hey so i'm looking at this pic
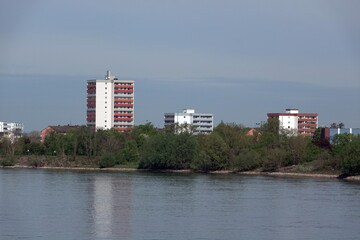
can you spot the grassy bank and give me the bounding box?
[2,155,360,181]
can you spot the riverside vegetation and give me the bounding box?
[1,121,359,177]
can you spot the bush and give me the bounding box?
[29,156,46,167]
[99,153,116,168]
[139,133,197,170]
[340,136,360,175]
[234,149,261,171]
[0,157,16,166]
[262,148,287,171]
[191,134,230,171]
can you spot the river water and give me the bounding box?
[1,169,360,240]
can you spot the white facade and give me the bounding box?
[164,109,213,134]
[278,115,298,132]
[267,109,318,136]
[0,121,24,140]
[87,71,134,131]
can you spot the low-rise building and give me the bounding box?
[41,125,82,142]
[321,127,360,143]
[164,109,213,134]
[0,121,24,141]
[267,109,318,136]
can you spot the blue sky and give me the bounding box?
[0,0,359,131]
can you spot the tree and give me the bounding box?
[286,136,310,165]
[192,133,230,171]
[139,132,197,169]
[340,136,360,175]
[233,149,261,171]
[259,120,280,149]
[99,153,116,168]
[77,126,96,158]
[330,122,345,129]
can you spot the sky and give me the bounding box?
[0,0,359,131]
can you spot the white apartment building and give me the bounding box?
[267,109,318,136]
[87,71,134,131]
[0,121,24,140]
[164,109,213,134]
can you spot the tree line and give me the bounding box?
[0,121,359,176]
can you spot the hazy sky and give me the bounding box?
[0,0,359,131]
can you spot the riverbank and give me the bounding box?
[2,164,360,181]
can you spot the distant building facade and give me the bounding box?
[0,121,24,140]
[164,109,213,134]
[321,127,360,143]
[41,125,82,142]
[87,71,134,131]
[267,109,318,136]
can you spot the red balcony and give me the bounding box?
[113,127,132,131]
[298,123,317,127]
[87,99,96,102]
[114,118,133,121]
[87,112,96,116]
[114,104,133,107]
[87,89,96,93]
[114,89,133,93]
[298,128,316,132]
[114,99,133,102]
[114,113,133,116]
[86,117,96,121]
[87,103,96,107]
[114,84,133,88]
[87,84,96,88]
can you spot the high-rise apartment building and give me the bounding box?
[87,71,134,131]
[267,109,318,136]
[164,109,213,134]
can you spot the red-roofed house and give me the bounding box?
[41,125,82,142]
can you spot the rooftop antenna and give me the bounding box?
[105,70,114,80]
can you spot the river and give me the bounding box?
[1,168,360,240]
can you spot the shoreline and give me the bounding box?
[2,164,360,181]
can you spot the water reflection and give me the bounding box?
[1,169,360,240]
[91,174,133,239]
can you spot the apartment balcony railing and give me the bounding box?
[114,103,133,107]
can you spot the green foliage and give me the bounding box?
[0,156,16,166]
[117,140,139,164]
[262,148,288,171]
[233,149,261,171]
[285,136,310,165]
[139,132,197,169]
[261,120,280,135]
[5,121,359,176]
[340,136,360,175]
[332,133,352,155]
[99,153,117,168]
[213,122,251,159]
[26,142,45,155]
[192,134,230,171]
